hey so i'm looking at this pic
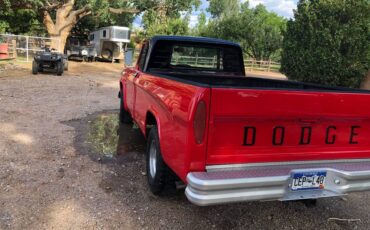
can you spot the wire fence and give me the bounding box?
[0,34,60,62]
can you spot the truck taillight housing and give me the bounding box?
[193,100,207,144]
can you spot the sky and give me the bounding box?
[133,0,298,29]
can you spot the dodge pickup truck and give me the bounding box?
[119,36,370,206]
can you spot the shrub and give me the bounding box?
[281,0,370,88]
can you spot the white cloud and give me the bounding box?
[246,0,297,18]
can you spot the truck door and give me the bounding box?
[125,69,137,117]
[125,43,148,119]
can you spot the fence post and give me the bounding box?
[12,39,17,59]
[26,36,29,62]
[267,59,271,72]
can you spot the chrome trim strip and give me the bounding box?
[206,159,370,172]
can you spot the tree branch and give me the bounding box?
[108,7,141,14]
[62,0,76,18]
[72,6,90,16]
[41,2,63,11]
[66,0,76,5]
[62,6,91,31]
[42,10,55,34]
[78,11,92,19]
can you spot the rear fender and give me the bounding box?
[144,109,162,140]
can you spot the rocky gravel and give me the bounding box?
[0,62,370,230]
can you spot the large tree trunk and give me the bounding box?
[49,29,73,53]
[42,0,90,53]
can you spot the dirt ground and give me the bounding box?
[1,61,370,230]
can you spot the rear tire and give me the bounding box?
[101,48,113,60]
[32,61,38,75]
[146,126,171,195]
[119,91,132,124]
[64,60,69,71]
[56,61,63,76]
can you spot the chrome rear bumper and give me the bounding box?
[185,160,370,206]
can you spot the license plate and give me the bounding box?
[291,171,326,191]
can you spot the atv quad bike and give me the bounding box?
[32,48,68,76]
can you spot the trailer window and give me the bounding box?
[102,30,107,38]
[113,29,130,40]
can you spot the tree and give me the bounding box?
[0,0,143,52]
[200,2,286,61]
[0,9,46,35]
[193,11,207,36]
[281,0,370,88]
[207,0,239,19]
[140,0,200,38]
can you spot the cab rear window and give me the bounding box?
[147,41,243,74]
[170,45,223,70]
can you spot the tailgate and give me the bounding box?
[207,88,370,165]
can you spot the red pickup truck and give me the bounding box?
[119,36,370,206]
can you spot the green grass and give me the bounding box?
[87,113,119,157]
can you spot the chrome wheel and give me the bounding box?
[149,139,157,178]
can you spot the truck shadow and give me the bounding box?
[72,111,364,230]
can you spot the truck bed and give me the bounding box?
[148,70,370,166]
[150,71,368,93]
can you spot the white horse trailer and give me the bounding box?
[89,26,130,62]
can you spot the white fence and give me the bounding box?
[171,55,217,68]
[0,34,60,62]
[244,59,281,73]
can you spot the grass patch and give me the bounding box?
[87,113,119,158]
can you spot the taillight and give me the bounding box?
[193,100,207,144]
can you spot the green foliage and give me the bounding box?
[143,15,191,37]
[139,0,200,38]
[0,21,9,34]
[281,0,370,88]
[78,0,135,29]
[0,9,46,36]
[193,11,208,36]
[207,0,239,18]
[199,2,286,61]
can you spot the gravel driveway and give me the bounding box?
[0,62,369,230]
